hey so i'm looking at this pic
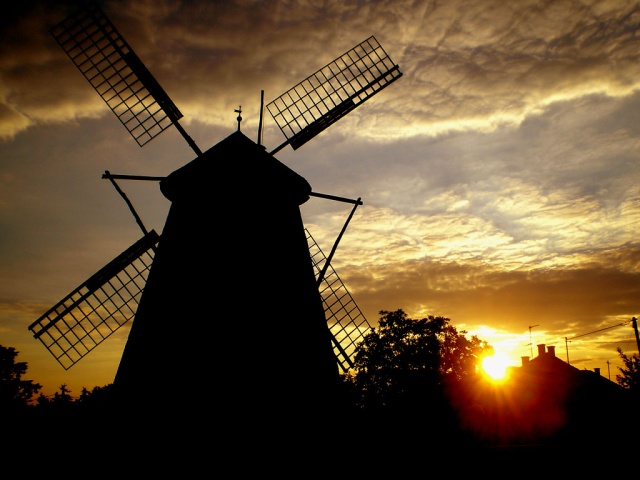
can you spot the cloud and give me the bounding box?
[4,1,639,143]
[338,249,640,332]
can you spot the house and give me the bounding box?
[453,343,640,451]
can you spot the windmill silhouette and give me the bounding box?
[27,2,402,417]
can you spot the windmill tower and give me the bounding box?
[28,3,402,421]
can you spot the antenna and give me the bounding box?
[50,2,202,156]
[267,35,402,155]
[528,324,539,357]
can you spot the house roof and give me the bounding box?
[454,343,638,448]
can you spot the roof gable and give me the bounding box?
[160,130,311,205]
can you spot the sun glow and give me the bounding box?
[481,353,510,381]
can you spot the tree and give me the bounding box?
[615,347,640,391]
[75,384,117,414]
[0,344,42,411]
[345,309,492,411]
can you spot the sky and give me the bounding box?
[2,0,640,397]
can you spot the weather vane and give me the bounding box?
[235,106,242,131]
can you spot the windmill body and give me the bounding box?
[29,3,402,422]
[113,131,341,417]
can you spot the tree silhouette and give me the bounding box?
[345,309,491,410]
[341,309,492,452]
[0,344,41,411]
[615,347,640,391]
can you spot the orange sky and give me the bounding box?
[1,0,640,397]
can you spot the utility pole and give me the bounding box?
[528,324,539,358]
[565,337,570,364]
[565,317,637,369]
[632,317,640,356]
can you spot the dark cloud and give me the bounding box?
[343,247,640,334]
[4,1,640,141]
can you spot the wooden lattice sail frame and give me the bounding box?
[307,228,372,372]
[28,231,159,370]
[267,35,402,154]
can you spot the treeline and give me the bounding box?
[2,310,489,411]
[3,309,640,456]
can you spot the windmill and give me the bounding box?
[27,2,402,417]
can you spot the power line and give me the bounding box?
[568,320,631,340]
[564,318,636,366]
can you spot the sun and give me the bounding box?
[481,353,510,381]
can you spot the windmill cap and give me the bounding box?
[160,130,312,205]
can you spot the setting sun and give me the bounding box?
[481,353,510,381]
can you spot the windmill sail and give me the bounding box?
[51,3,201,155]
[27,230,159,370]
[307,228,372,372]
[267,36,403,154]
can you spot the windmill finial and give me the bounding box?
[235,106,242,131]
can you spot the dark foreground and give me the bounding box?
[6,406,636,476]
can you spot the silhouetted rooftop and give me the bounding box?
[160,130,311,205]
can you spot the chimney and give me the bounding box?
[537,344,546,357]
[547,345,555,357]
[521,356,530,366]
[594,368,601,375]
